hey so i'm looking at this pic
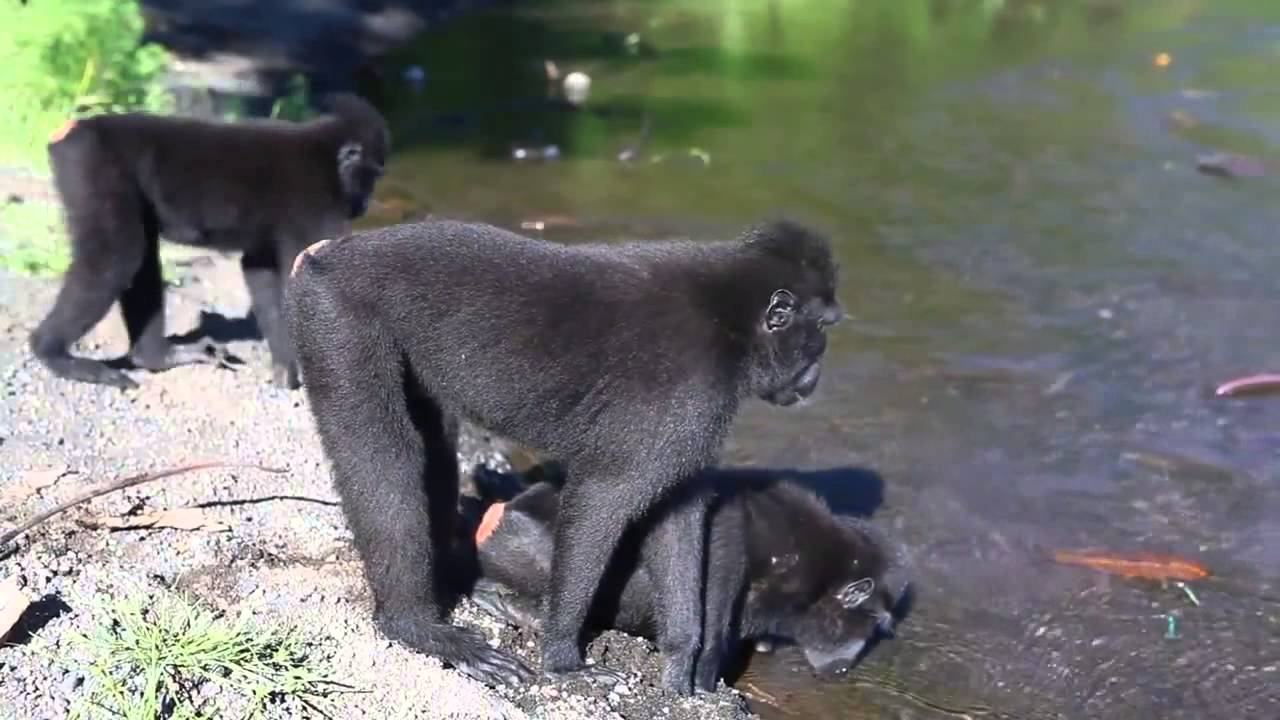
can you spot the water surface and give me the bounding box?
[366,1,1280,716]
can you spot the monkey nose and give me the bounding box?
[876,610,896,637]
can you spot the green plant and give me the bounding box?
[44,587,349,719]
[0,200,70,276]
[270,74,315,122]
[0,0,173,172]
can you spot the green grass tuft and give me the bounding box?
[43,587,352,720]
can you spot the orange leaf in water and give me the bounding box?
[1214,373,1280,397]
[1051,549,1209,581]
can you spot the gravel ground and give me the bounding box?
[0,194,753,719]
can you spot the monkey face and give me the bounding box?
[337,139,387,219]
[792,576,896,677]
[751,288,844,407]
[735,220,843,407]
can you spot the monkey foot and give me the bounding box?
[131,341,235,373]
[36,354,140,390]
[271,363,301,390]
[661,664,696,696]
[99,368,141,390]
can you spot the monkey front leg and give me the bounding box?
[540,478,640,683]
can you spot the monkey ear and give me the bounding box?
[764,289,797,332]
[836,577,875,609]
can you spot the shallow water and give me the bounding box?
[364,0,1280,716]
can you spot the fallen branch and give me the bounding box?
[0,462,286,549]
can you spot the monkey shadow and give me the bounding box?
[703,465,885,519]
[171,310,262,345]
[100,310,258,372]
[468,462,886,519]
[95,310,257,372]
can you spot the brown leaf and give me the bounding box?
[80,507,230,533]
[0,575,31,643]
[1,465,74,504]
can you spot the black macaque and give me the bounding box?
[466,467,902,691]
[285,218,842,691]
[30,93,390,391]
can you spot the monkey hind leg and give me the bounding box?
[121,213,226,375]
[30,247,143,390]
[290,278,530,685]
[33,146,153,389]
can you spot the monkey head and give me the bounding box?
[323,92,391,219]
[748,514,903,678]
[792,570,898,677]
[738,220,844,407]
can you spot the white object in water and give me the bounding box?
[563,71,591,106]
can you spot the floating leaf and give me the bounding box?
[1214,373,1280,397]
[1164,110,1197,131]
[1051,549,1209,581]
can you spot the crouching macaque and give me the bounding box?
[467,466,905,691]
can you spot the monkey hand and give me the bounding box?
[446,631,535,687]
[378,611,533,686]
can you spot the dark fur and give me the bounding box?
[469,468,902,690]
[30,93,390,390]
[285,218,842,690]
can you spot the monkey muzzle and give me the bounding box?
[767,361,823,406]
[794,361,822,398]
[803,639,866,678]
